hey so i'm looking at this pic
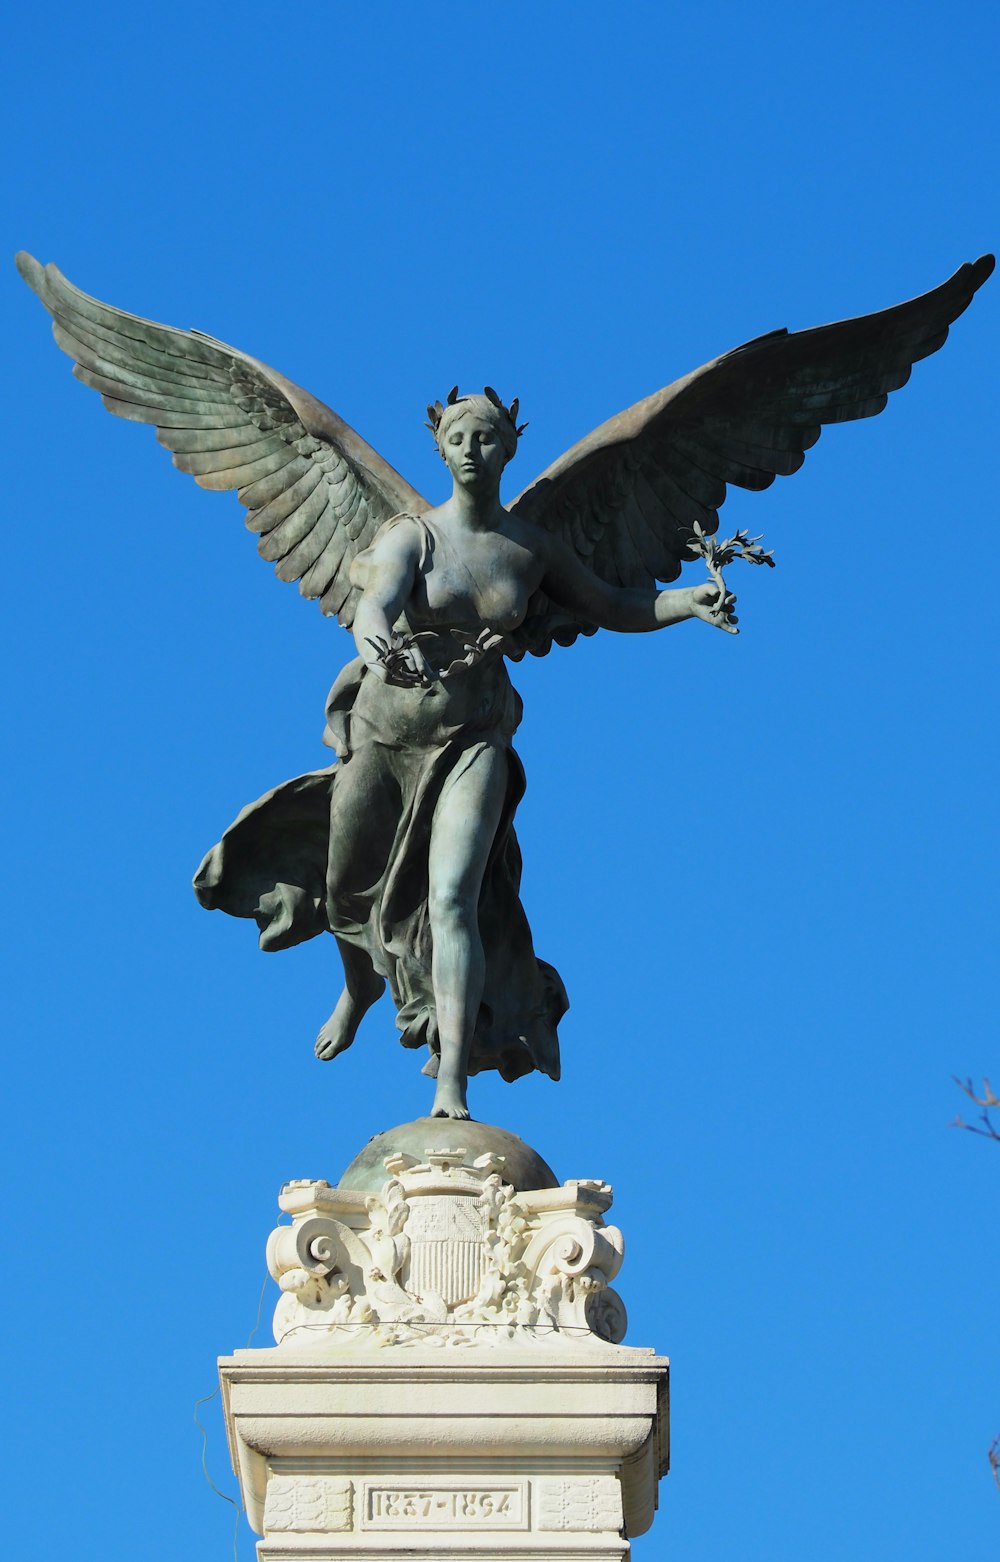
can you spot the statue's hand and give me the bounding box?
[400,638,434,685]
[688,582,739,635]
[439,628,506,681]
[365,633,435,686]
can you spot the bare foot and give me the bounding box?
[430,1078,471,1119]
[314,977,384,1061]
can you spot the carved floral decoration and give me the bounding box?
[266,1151,627,1349]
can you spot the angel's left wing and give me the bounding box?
[17,252,429,626]
[506,255,994,657]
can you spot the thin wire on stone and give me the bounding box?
[276,1318,599,1341]
[192,1271,270,1562]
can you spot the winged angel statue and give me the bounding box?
[18,251,993,1118]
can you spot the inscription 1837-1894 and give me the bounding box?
[364,1484,525,1529]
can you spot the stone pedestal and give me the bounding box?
[220,1121,669,1560]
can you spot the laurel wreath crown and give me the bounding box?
[425,384,528,445]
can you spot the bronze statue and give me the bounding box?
[17,250,993,1118]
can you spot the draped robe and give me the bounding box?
[194,515,567,1082]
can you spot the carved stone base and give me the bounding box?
[219,1123,669,1560]
[221,1349,668,1561]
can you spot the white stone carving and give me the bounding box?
[263,1476,353,1532]
[266,1151,628,1349]
[536,1475,623,1532]
[221,1345,669,1560]
[405,1190,486,1304]
[360,1480,528,1530]
[222,1148,667,1562]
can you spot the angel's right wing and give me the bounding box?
[507,255,993,657]
[17,253,430,626]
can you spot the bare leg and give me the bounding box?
[318,747,397,1062]
[427,747,508,1119]
[315,937,386,1060]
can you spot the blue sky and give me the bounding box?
[3,3,997,1559]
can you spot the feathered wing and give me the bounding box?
[16,253,429,625]
[507,255,994,656]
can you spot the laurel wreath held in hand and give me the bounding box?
[366,628,506,687]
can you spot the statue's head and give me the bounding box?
[426,387,527,479]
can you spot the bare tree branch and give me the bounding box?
[951,1076,999,1493]
[951,1076,1000,1142]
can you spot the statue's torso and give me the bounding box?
[399,511,545,638]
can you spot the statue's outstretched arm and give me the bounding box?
[540,531,736,635]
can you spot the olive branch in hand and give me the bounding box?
[686,521,775,628]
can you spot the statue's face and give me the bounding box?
[440,411,508,491]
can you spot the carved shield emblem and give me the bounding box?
[403,1193,486,1306]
